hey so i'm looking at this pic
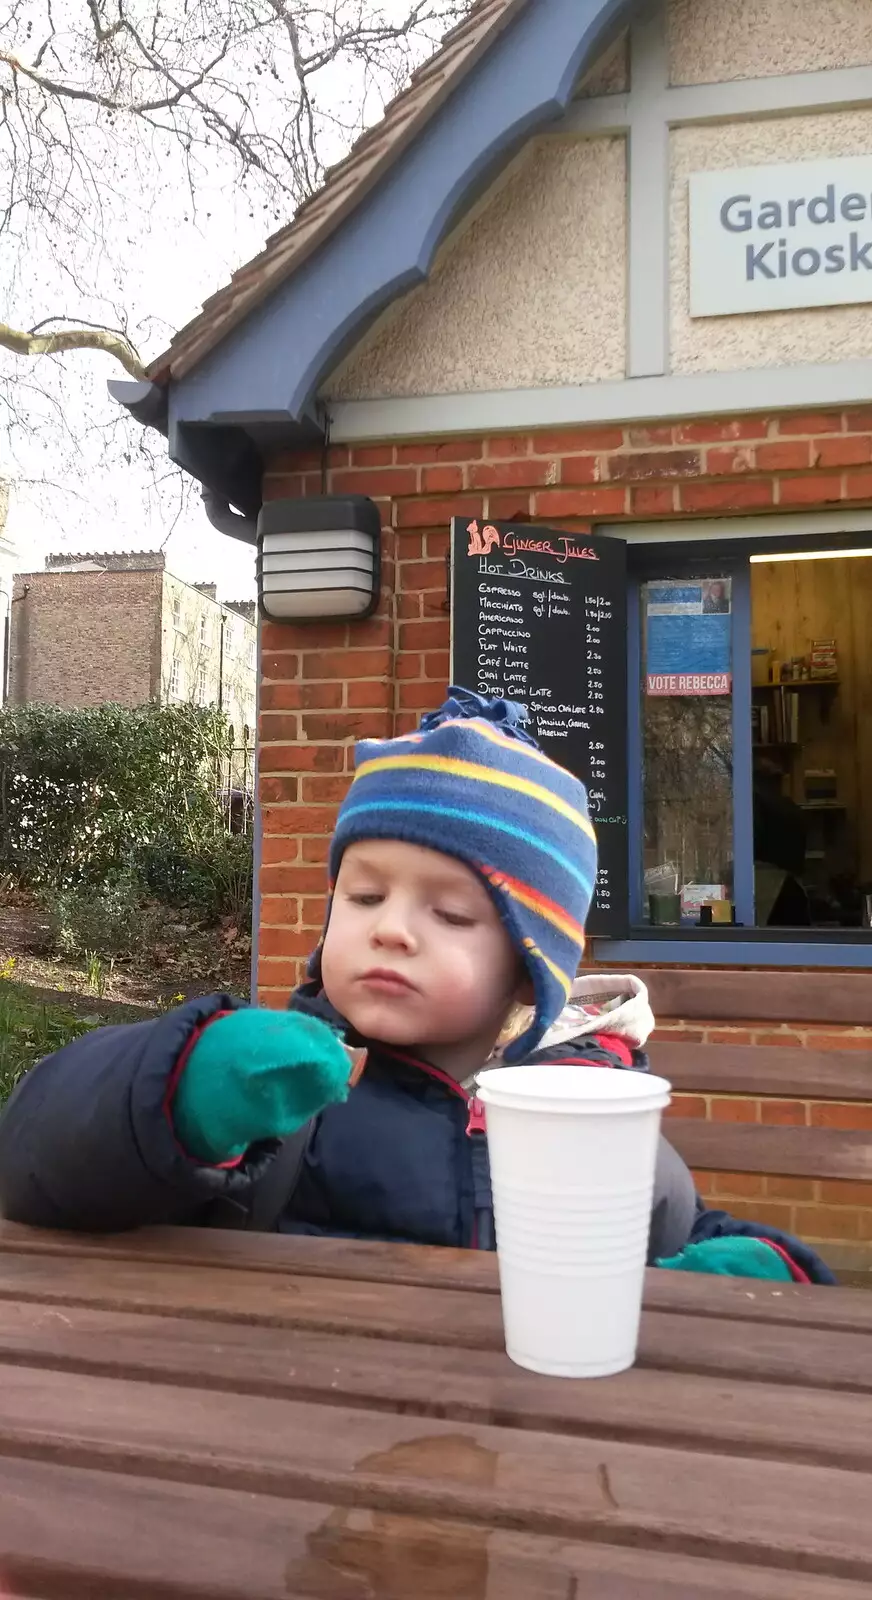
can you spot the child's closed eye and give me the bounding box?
[347,891,385,907]
[435,909,477,928]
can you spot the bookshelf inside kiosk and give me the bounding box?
[751,550,872,930]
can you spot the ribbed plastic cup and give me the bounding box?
[475,1064,672,1379]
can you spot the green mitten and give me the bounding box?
[657,1236,794,1281]
[172,1009,352,1163]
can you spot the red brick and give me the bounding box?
[399,560,447,592]
[260,896,299,926]
[395,712,419,734]
[397,653,423,679]
[425,650,450,679]
[533,487,627,518]
[262,652,300,682]
[302,649,391,679]
[706,1029,755,1045]
[302,835,331,863]
[470,460,553,490]
[259,743,345,773]
[795,1205,863,1241]
[399,619,452,650]
[395,439,483,464]
[754,1032,804,1047]
[607,451,700,482]
[260,776,297,805]
[818,1179,872,1205]
[705,447,755,475]
[777,413,843,435]
[422,465,464,493]
[260,865,328,894]
[708,1172,767,1198]
[257,985,291,1008]
[302,711,392,741]
[559,455,601,485]
[330,467,418,496]
[675,418,769,443]
[532,427,624,454]
[680,479,772,512]
[845,409,872,431]
[627,426,674,446]
[350,444,394,467]
[347,679,393,709]
[778,474,845,505]
[631,486,676,515]
[259,928,322,959]
[348,618,392,648]
[301,774,351,803]
[259,714,300,745]
[397,592,422,619]
[396,496,483,529]
[709,1097,758,1122]
[261,804,337,835]
[259,684,303,713]
[485,435,530,458]
[804,1032,872,1050]
[664,1095,707,1118]
[759,1099,808,1126]
[843,471,872,501]
[811,1102,872,1130]
[814,435,872,468]
[484,492,534,520]
[260,836,299,865]
[258,958,305,990]
[299,896,326,934]
[399,680,445,709]
[398,533,424,559]
[426,530,451,559]
[718,1200,795,1230]
[265,620,348,650]
[755,440,811,471]
[767,1176,817,1201]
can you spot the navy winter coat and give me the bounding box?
[0,988,835,1283]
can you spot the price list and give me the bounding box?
[450,518,628,937]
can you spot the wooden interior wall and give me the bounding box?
[751,557,872,883]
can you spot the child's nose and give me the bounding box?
[370,901,416,950]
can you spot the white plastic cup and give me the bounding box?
[476,1064,672,1379]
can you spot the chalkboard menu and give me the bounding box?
[450,518,628,938]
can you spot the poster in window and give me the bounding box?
[646,580,732,696]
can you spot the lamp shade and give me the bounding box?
[257,495,381,621]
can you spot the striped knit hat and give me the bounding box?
[310,686,597,1062]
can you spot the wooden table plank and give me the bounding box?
[666,1119,872,1181]
[1,1306,871,1470]
[1,1458,867,1600]
[2,1293,872,1429]
[2,1363,872,1577]
[3,1239,872,1340]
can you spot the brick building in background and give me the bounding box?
[8,552,257,737]
[111,0,872,1263]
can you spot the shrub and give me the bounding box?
[43,874,160,960]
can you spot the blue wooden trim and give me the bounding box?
[626,576,643,924]
[730,559,755,927]
[592,938,872,968]
[169,0,632,431]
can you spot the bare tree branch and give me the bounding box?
[1,317,145,377]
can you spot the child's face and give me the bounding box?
[320,839,529,1074]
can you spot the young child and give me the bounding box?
[0,688,832,1283]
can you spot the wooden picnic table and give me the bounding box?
[0,1223,870,1599]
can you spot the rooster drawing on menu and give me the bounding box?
[466,520,501,556]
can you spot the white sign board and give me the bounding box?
[689,154,872,318]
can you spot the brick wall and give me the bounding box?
[258,402,872,999]
[9,569,163,707]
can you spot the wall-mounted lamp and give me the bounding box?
[257,495,381,621]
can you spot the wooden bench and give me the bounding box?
[638,969,872,1269]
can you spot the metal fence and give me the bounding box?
[217,741,256,834]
